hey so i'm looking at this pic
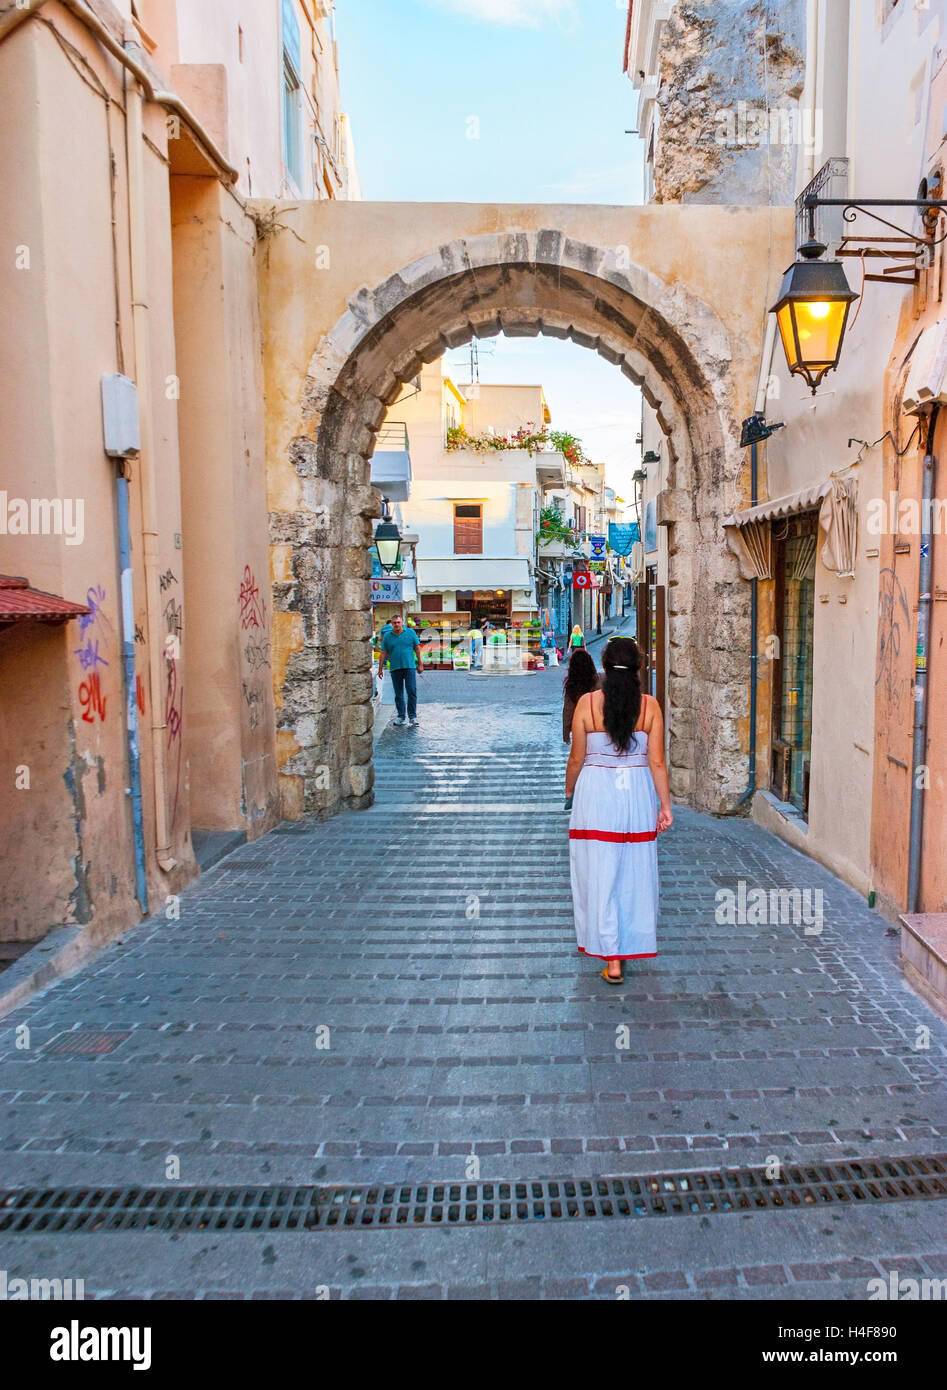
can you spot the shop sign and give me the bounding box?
[589,535,607,560]
[371,577,403,603]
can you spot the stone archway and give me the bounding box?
[259,209,792,821]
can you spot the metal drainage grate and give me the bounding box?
[42,1031,131,1057]
[2,1155,945,1234]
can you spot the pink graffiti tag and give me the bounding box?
[239,565,266,632]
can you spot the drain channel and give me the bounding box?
[2,1155,945,1234]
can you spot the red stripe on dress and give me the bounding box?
[577,947,657,960]
[569,828,657,843]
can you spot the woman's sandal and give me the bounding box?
[601,966,624,985]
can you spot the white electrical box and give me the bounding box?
[903,320,947,416]
[101,373,141,457]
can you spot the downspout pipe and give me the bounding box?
[907,403,939,913]
[735,438,760,809]
[116,469,148,911]
[124,55,176,873]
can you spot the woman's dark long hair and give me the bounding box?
[563,647,599,705]
[601,636,643,753]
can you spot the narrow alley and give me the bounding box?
[2,670,945,1300]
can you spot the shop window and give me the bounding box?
[771,513,818,815]
[454,504,483,555]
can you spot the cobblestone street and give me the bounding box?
[2,668,946,1300]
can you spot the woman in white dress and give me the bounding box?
[566,636,673,984]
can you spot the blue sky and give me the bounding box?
[334,0,645,500]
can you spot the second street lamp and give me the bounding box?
[374,497,402,573]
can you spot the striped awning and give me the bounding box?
[723,477,858,580]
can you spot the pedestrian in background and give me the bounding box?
[569,624,585,652]
[378,612,423,726]
[469,618,484,670]
[562,647,599,743]
[374,618,394,700]
[566,636,673,984]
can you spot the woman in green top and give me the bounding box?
[569,625,585,651]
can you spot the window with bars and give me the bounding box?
[453,504,483,555]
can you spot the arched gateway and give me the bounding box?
[255,202,794,821]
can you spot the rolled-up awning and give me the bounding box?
[416,558,531,591]
[723,476,857,580]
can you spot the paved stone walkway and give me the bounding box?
[1,667,946,1299]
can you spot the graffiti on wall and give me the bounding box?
[239,564,266,632]
[162,571,184,826]
[79,672,107,723]
[244,637,271,672]
[239,564,269,742]
[75,584,111,723]
[876,567,912,712]
[242,681,262,731]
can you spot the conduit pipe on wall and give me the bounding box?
[754,314,778,417]
[116,470,148,909]
[907,403,939,913]
[0,0,238,185]
[124,52,175,874]
[734,438,761,811]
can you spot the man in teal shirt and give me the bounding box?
[378,612,422,726]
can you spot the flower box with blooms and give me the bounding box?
[537,505,579,548]
[446,422,590,465]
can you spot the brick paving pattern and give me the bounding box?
[1,667,946,1298]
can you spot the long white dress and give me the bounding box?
[569,721,659,961]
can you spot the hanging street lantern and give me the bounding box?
[373,496,403,573]
[768,189,947,394]
[770,236,858,395]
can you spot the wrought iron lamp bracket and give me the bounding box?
[802,195,947,288]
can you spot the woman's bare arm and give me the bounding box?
[565,695,589,796]
[646,699,673,832]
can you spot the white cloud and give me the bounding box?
[538,162,637,197]
[426,0,580,29]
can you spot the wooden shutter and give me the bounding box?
[454,504,482,555]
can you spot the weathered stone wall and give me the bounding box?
[653,0,806,206]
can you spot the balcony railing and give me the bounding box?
[375,421,409,451]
